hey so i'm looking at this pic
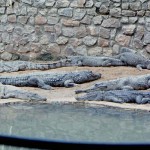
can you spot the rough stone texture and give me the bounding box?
[110,8,121,17]
[1,52,12,60]
[47,43,61,55]
[122,25,136,35]
[0,0,150,60]
[56,36,68,45]
[144,32,150,44]
[98,38,109,47]
[73,9,86,20]
[101,18,120,28]
[58,8,73,17]
[35,16,47,25]
[99,27,110,39]
[93,16,103,25]
[62,27,75,37]
[88,47,103,56]
[61,19,80,26]
[47,16,59,25]
[115,34,131,46]
[82,36,97,46]
[75,45,87,56]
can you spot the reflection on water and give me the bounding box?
[0,102,150,144]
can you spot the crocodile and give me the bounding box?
[65,55,126,67]
[0,70,101,89]
[76,90,150,104]
[75,74,150,94]
[64,48,150,70]
[0,83,46,101]
[0,59,71,73]
[113,47,150,70]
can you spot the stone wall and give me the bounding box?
[0,0,150,60]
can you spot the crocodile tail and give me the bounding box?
[34,59,73,70]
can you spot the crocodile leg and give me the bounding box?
[64,79,78,87]
[102,60,112,66]
[141,98,150,104]
[147,64,150,70]
[147,80,150,88]
[27,77,53,90]
[136,95,150,104]
[105,96,124,103]
[136,64,143,71]
[18,64,27,71]
[121,86,134,90]
[75,89,87,94]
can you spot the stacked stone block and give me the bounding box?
[0,0,149,60]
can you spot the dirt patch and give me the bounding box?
[1,66,150,111]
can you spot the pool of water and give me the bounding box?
[0,102,150,144]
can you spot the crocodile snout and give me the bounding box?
[94,83,108,90]
[88,71,101,80]
[94,72,101,79]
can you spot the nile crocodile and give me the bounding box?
[0,83,46,101]
[0,70,101,89]
[76,90,150,104]
[75,74,150,94]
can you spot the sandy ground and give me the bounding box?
[1,66,150,111]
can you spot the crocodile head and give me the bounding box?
[73,70,101,84]
[76,91,103,101]
[94,82,108,90]
[75,82,107,94]
[28,93,47,101]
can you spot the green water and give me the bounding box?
[0,103,150,144]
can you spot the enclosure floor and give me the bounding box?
[1,66,150,111]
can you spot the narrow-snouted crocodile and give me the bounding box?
[0,70,101,89]
[76,90,150,104]
[75,74,150,94]
[113,48,150,70]
[0,83,46,101]
[65,56,126,67]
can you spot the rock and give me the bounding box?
[1,52,12,60]
[83,36,97,46]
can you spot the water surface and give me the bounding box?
[0,103,150,144]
